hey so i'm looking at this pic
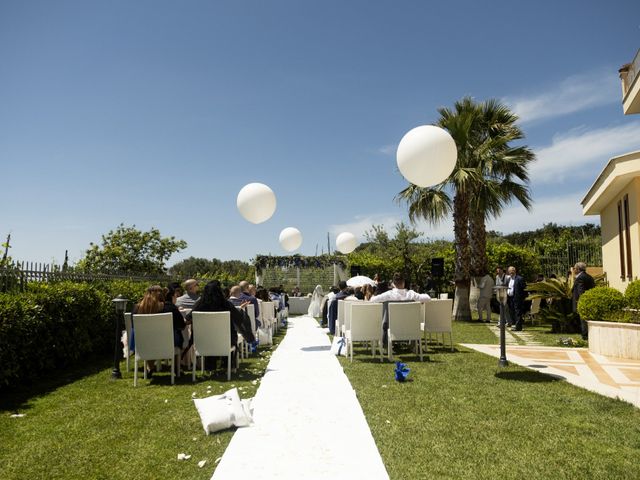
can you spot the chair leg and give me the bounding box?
[227,353,231,381]
[143,361,147,380]
[134,358,138,387]
[192,349,196,382]
[419,339,423,362]
[171,358,175,385]
[388,337,392,362]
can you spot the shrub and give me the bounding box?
[577,286,626,322]
[0,280,150,389]
[624,280,640,310]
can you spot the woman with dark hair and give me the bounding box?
[163,284,187,349]
[187,280,255,370]
[255,287,270,302]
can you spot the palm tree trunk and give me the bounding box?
[453,192,471,321]
[469,208,488,277]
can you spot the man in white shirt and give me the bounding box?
[370,273,431,348]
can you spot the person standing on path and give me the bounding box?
[474,271,494,323]
[507,266,526,331]
[572,262,596,340]
[495,266,512,326]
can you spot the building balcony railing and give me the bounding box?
[620,48,640,101]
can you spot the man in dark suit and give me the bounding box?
[572,262,596,340]
[328,281,349,335]
[507,266,527,331]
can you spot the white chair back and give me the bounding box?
[191,311,234,381]
[423,299,453,333]
[349,302,383,340]
[388,302,423,340]
[262,301,275,322]
[246,303,256,335]
[192,311,231,356]
[132,313,175,386]
[343,300,361,333]
[337,300,346,335]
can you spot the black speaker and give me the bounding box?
[431,257,445,278]
[350,265,362,277]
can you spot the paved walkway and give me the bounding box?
[212,315,389,480]
[463,343,640,408]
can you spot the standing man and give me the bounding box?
[572,262,595,340]
[507,266,526,331]
[474,271,494,323]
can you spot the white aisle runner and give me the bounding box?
[212,315,389,480]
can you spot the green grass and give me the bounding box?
[341,323,640,480]
[0,326,287,480]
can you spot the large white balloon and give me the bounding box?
[236,183,277,224]
[336,232,358,254]
[279,227,303,252]
[396,125,457,188]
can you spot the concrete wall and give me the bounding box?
[601,177,640,292]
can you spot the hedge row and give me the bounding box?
[0,280,148,389]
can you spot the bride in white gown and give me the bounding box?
[307,285,324,317]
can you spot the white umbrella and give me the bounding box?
[346,275,376,288]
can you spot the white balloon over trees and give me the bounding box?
[335,232,358,254]
[279,227,303,252]
[396,125,457,188]
[236,183,277,224]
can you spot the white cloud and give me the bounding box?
[329,213,402,241]
[377,144,396,155]
[506,69,619,124]
[486,192,593,234]
[531,122,640,183]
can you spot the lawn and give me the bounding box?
[2,317,639,480]
[0,327,287,480]
[340,320,640,480]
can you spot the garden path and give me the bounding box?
[211,315,389,480]
[464,343,640,408]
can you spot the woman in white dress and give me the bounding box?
[307,285,324,317]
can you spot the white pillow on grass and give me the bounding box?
[193,388,253,434]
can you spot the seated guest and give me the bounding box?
[321,286,339,327]
[228,285,243,306]
[354,287,364,300]
[176,279,200,310]
[131,285,168,377]
[187,280,255,370]
[291,286,301,297]
[369,273,431,349]
[362,283,375,301]
[239,281,260,327]
[328,281,349,335]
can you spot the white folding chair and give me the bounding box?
[132,313,176,386]
[336,300,346,337]
[421,299,454,351]
[123,312,133,372]
[341,299,360,337]
[262,301,275,332]
[388,302,424,361]
[525,298,542,325]
[191,311,236,381]
[345,302,383,363]
[246,303,257,337]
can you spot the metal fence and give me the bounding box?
[0,261,174,292]
[537,240,602,278]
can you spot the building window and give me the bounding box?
[618,200,626,279]
[624,194,633,280]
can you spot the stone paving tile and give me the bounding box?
[462,343,640,408]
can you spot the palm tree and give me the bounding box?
[397,97,534,321]
[467,99,534,277]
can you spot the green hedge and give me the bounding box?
[625,280,640,310]
[577,286,626,322]
[0,280,148,389]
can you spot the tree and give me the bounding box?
[397,97,534,321]
[168,257,254,285]
[77,224,187,275]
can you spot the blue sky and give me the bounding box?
[1,0,639,266]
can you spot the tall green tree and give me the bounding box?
[397,97,534,321]
[77,224,187,275]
